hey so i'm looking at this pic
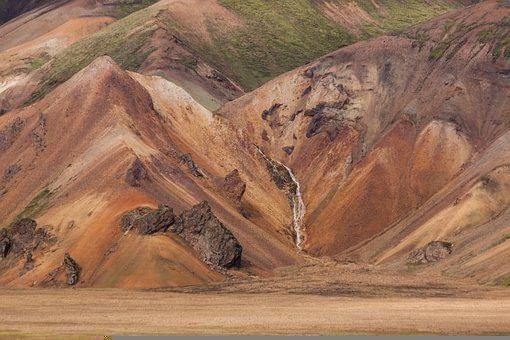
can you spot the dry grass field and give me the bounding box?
[0,289,509,337]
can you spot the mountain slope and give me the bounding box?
[0,0,465,113]
[0,56,299,288]
[218,0,510,284]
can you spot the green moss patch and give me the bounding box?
[13,188,53,223]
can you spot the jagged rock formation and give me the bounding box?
[0,117,25,152]
[223,170,246,204]
[173,201,242,269]
[3,164,21,182]
[0,229,11,258]
[63,253,80,285]
[282,146,295,155]
[180,154,204,178]
[407,241,454,265]
[121,205,176,235]
[0,219,55,259]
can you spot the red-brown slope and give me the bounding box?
[218,0,510,264]
[0,56,298,288]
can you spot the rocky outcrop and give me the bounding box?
[63,253,81,285]
[172,201,242,268]
[0,219,55,259]
[0,117,25,152]
[3,164,21,182]
[407,241,453,265]
[121,205,176,235]
[0,229,11,258]
[180,153,204,178]
[261,103,282,120]
[223,169,246,204]
[304,102,348,140]
[125,158,149,187]
[282,146,295,155]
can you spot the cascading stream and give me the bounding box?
[255,146,306,250]
[282,163,306,250]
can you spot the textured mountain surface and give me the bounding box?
[0,0,509,288]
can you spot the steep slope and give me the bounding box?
[0,0,61,25]
[0,0,166,112]
[218,0,510,283]
[0,56,298,288]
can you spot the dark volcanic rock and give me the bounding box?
[125,158,149,187]
[11,218,37,248]
[0,117,25,152]
[407,241,453,265]
[63,252,81,286]
[180,153,204,178]
[1,219,55,259]
[304,101,350,141]
[121,205,176,235]
[282,146,295,155]
[261,103,282,120]
[0,229,11,258]
[261,129,270,142]
[173,201,242,268]
[3,163,21,182]
[223,169,246,204]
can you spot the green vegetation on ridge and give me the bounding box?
[27,7,157,104]
[27,0,464,103]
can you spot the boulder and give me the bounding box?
[63,253,81,286]
[125,158,148,187]
[121,205,175,235]
[173,201,242,268]
[407,241,453,265]
[223,169,246,204]
[282,146,295,155]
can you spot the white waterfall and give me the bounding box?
[255,146,306,250]
[282,164,306,250]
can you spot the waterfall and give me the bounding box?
[282,164,306,250]
[255,145,306,250]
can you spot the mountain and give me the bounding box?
[0,0,509,289]
[0,0,463,113]
[218,0,510,284]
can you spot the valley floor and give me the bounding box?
[0,289,509,337]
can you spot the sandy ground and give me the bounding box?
[0,289,509,337]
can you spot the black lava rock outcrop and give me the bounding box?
[0,117,25,152]
[0,229,11,258]
[172,201,242,269]
[3,164,21,182]
[261,103,282,120]
[282,146,295,155]
[407,241,453,264]
[0,218,56,259]
[180,153,204,178]
[125,158,149,187]
[223,169,246,204]
[63,253,81,285]
[121,205,176,235]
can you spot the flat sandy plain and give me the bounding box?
[0,289,509,337]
